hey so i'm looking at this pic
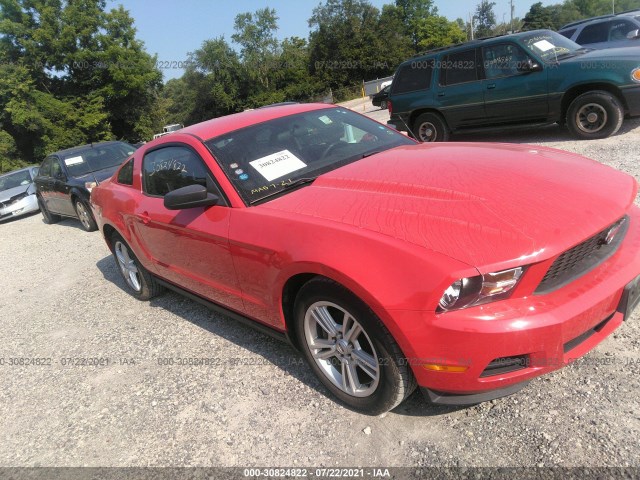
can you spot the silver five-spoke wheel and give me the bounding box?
[76,202,92,229]
[114,240,142,292]
[303,301,379,397]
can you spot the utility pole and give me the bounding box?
[469,12,474,40]
[612,0,615,14]
[509,0,514,34]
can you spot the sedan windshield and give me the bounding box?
[519,30,584,62]
[205,107,415,204]
[63,142,136,177]
[0,170,32,192]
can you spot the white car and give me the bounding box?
[0,167,40,222]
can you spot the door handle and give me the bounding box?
[437,92,445,97]
[137,212,151,225]
[487,84,496,89]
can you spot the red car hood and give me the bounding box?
[262,143,637,270]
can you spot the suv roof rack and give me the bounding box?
[411,33,510,58]
[560,14,615,30]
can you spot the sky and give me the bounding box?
[108,0,559,81]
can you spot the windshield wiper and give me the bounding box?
[249,177,318,205]
[362,151,382,159]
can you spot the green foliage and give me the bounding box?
[416,16,468,52]
[475,0,497,38]
[523,0,640,31]
[0,0,162,164]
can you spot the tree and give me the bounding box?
[415,16,467,52]
[394,0,438,50]
[0,0,163,163]
[474,0,496,38]
[308,0,387,88]
[522,2,557,30]
[231,8,280,90]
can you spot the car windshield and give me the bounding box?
[0,170,32,192]
[519,31,583,62]
[205,107,415,205]
[63,142,136,177]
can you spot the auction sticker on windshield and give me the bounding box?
[533,40,555,52]
[64,156,84,166]
[249,150,307,182]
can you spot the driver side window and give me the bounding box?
[142,145,216,199]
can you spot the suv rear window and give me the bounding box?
[392,62,432,94]
[577,22,609,44]
[559,28,576,39]
[440,49,478,86]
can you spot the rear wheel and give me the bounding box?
[74,199,98,232]
[413,112,450,142]
[294,277,416,415]
[111,233,163,300]
[38,197,60,224]
[380,100,388,110]
[566,91,623,140]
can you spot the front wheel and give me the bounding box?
[412,112,450,142]
[74,199,98,232]
[566,91,623,140]
[294,277,416,415]
[110,233,163,300]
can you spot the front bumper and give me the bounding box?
[390,205,640,404]
[0,194,39,222]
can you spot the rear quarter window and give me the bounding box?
[116,158,134,185]
[392,62,433,94]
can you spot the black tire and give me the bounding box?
[294,277,416,415]
[412,112,450,142]
[566,91,623,140]
[74,199,98,232]
[380,100,388,110]
[110,232,163,300]
[38,197,60,224]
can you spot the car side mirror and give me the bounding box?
[164,184,219,210]
[520,58,542,73]
[54,171,67,181]
[627,29,640,39]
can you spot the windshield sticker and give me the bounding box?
[318,115,333,125]
[64,156,84,166]
[239,174,249,181]
[249,150,306,182]
[533,40,555,52]
[235,169,244,175]
[230,163,239,169]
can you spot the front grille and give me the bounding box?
[480,355,529,378]
[535,217,628,294]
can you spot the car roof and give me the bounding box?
[0,166,35,177]
[560,10,640,30]
[48,140,130,158]
[181,103,335,141]
[407,29,554,60]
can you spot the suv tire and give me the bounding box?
[413,113,450,142]
[566,91,623,140]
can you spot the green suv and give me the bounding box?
[387,30,640,141]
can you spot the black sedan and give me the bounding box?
[371,85,390,110]
[34,141,136,231]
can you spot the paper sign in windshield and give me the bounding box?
[249,150,306,182]
[533,40,555,52]
[64,156,84,166]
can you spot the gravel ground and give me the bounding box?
[1,99,639,472]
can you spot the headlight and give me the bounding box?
[632,68,640,84]
[85,181,98,192]
[438,267,524,312]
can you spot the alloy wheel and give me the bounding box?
[114,241,142,292]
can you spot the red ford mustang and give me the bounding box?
[91,103,640,414]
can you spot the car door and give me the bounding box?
[435,48,486,129]
[35,157,53,210]
[49,156,75,216]
[133,143,245,313]
[481,42,548,124]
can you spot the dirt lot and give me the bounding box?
[1,100,640,473]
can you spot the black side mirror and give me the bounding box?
[519,58,542,73]
[164,184,219,210]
